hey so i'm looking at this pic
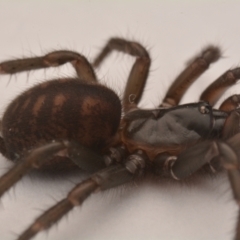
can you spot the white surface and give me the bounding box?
[0,1,239,240]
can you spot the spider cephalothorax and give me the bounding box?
[0,38,240,240]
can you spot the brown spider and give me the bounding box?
[0,37,240,240]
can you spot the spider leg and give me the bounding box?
[0,141,67,198]
[170,141,221,179]
[93,38,151,111]
[0,50,97,82]
[220,94,240,112]
[0,120,8,157]
[161,46,220,107]
[0,141,107,199]
[157,135,240,240]
[0,137,7,158]
[16,150,147,240]
[152,152,177,178]
[221,108,240,139]
[217,95,240,139]
[216,136,240,240]
[200,68,240,106]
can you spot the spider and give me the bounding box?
[0,37,240,240]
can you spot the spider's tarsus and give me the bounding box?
[186,45,221,66]
[17,199,74,240]
[200,45,221,63]
[161,45,221,107]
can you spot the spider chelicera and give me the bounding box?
[0,37,240,240]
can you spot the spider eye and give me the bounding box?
[199,105,210,114]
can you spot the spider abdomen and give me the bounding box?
[2,79,121,163]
